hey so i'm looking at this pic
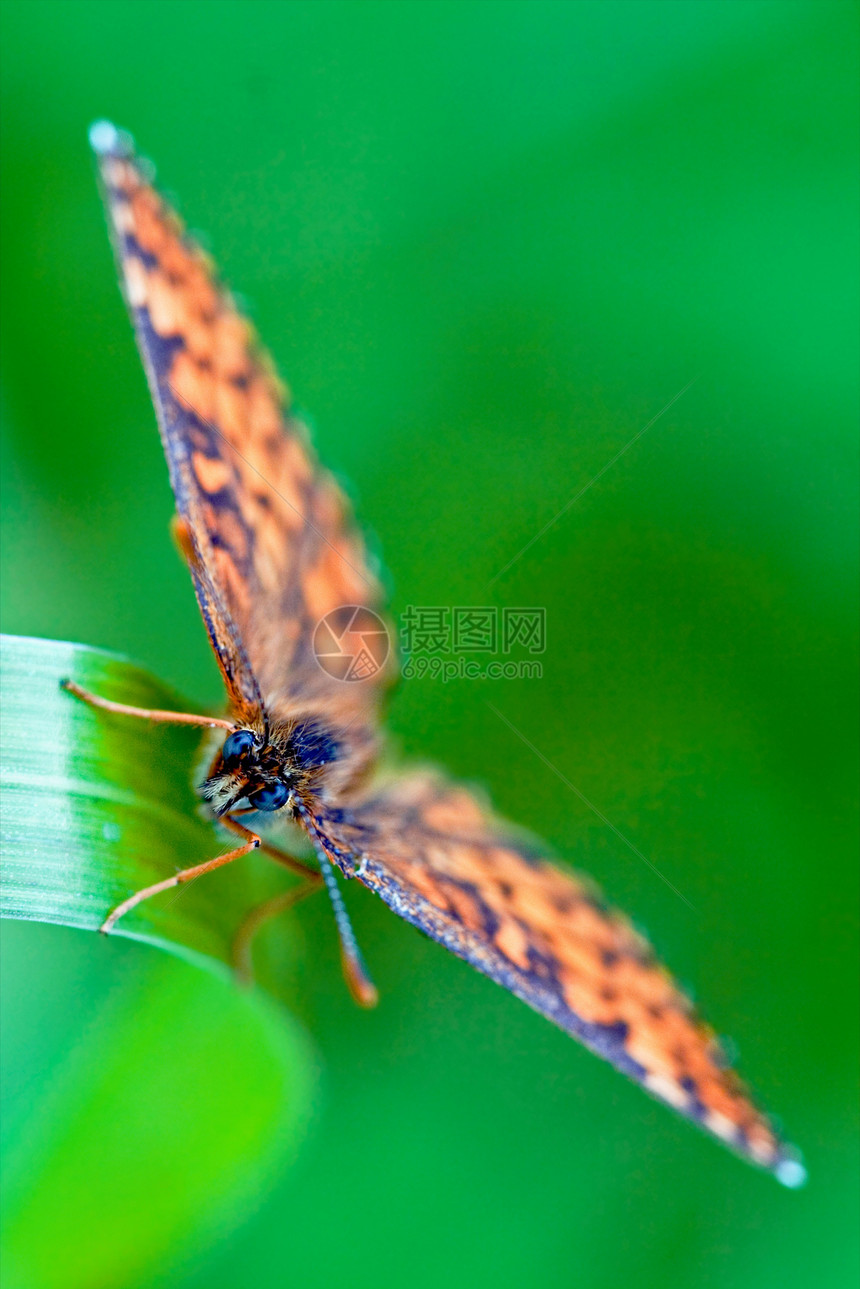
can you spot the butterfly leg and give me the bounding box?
[61,679,235,731]
[220,813,321,879]
[170,514,197,566]
[220,815,375,1002]
[100,835,261,933]
[231,880,321,988]
[220,815,323,984]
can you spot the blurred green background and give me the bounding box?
[1,1,858,1286]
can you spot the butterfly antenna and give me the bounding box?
[302,814,377,1008]
[319,849,379,1008]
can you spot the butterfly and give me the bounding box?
[66,121,804,1186]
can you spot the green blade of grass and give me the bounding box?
[0,633,297,972]
[0,949,317,1289]
[1,634,320,1287]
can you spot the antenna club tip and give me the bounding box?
[354,982,380,1009]
[341,951,379,1009]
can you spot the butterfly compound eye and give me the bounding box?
[249,782,290,812]
[222,729,255,767]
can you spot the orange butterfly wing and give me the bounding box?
[310,773,804,1184]
[91,123,392,733]
[91,124,802,1184]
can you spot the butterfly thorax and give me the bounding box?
[200,714,351,819]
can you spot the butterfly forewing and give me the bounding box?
[312,772,800,1181]
[93,127,392,735]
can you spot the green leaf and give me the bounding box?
[1,635,319,1287]
[0,633,306,970]
[0,946,317,1289]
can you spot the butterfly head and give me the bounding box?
[200,720,339,817]
[201,727,298,817]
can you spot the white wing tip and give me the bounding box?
[88,120,134,158]
[775,1156,807,1189]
